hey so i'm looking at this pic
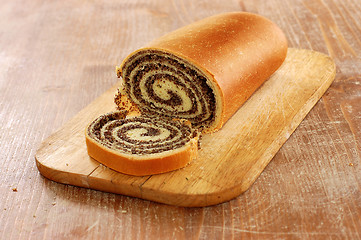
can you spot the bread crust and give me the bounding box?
[120,12,288,131]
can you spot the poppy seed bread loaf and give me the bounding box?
[86,12,288,176]
[116,12,287,133]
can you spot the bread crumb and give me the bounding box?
[12,188,17,192]
[52,202,56,206]
[349,162,354,166]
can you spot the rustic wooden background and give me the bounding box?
[1,0,360,239]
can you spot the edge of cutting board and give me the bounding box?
[35,48,336,207]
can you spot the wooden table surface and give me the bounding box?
[1,0,360,239]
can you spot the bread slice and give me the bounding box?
[85,111,200,176]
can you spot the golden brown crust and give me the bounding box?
[85,133,198,176]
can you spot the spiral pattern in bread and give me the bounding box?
[118,50,218,131]
[85,111,199,176]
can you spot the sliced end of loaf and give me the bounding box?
[118,48,224,133]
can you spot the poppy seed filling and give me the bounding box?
[121,50,217,129]
[87,112,196,155]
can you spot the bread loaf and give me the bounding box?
[86,12,287,176]
[116,12,288,133]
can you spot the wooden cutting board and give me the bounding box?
[35,48,336,207]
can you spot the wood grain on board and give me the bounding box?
[35,48,336,207]
[1,0,360,239]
